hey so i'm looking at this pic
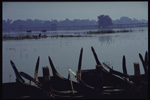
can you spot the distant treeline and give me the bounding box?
[2,16,148,32]
[2,19,97,31]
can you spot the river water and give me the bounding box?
[2,27,148,83]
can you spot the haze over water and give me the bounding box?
[3,2,148,21]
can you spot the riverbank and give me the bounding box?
[86,29,133,34]
[2,28,146,41]
[2,34,91,41]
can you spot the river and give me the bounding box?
[2,27,148,83]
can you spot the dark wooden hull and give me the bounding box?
[80,69,129,87]
[81,69,148,86]
[3,82,148,99]
[49,77,97,98]
[2,82,43,99]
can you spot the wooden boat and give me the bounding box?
[7,59,84,99]
[5,57,97,99]
[75,47,148,98]
[76,47,133,88]
[3,48,148,99]
[3,60,43,99]
[2,82,43,99]
[47,47,148,98]
[47,56,136,99]
[47,56,98,99]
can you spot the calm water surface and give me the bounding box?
[2,27,148,83]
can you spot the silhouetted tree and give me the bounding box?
[98,15,113,28]
[3,18,98,31]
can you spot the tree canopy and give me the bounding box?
[97,15,113,28]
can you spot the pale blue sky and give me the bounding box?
[2,2,148,21]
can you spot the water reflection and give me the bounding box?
[20,48,22,59]
[6,47,16,52]
[18,48,29,59]
[98,35,114,45]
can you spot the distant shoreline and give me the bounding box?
[2,27,146,41]
[2,35,91,41]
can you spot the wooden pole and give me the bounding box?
[134,62,140,77]
[68,73,75,94]
[42,66,51,97]
[133,62,141,85]
[42,66,50,82]
[96,64,103,93]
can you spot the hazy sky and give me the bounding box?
[2,2,148,21]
